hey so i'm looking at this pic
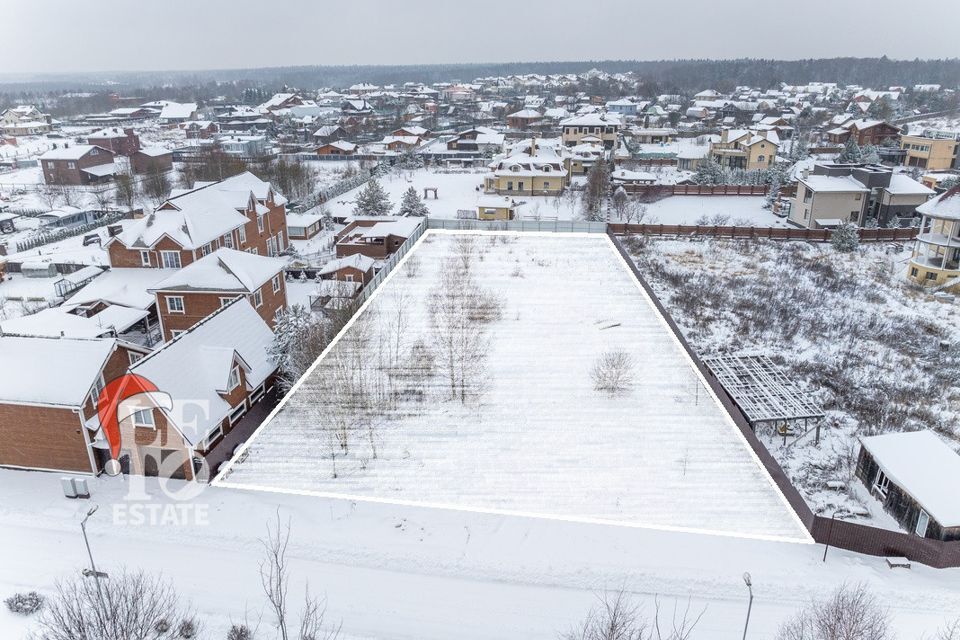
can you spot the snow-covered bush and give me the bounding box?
[591,350,635,394]
[830,222,860,252]
[227,625,253,640]
[776,583,892,640]
[5,591,44,615]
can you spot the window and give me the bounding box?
[219,296,235,308]
[170,330,185,339]
[272,274,281,293]
[91,374,105,407]
[910,267,919,277]
[855,193,862,200]
[345,274,354,282]
[518,181,525,191]
[757,155,765,163]
[67,161,76,169]
[132,408,154,428]
[166,296,185,313]
[873,469,890,497]
[160,251,181,269]
[238,225,246,244]
[276,231,284,252]
[250,383,265,403]
[227,365,241,391]
[128,351,143,365]
[926,272,938,281]
[253,289,263,308]
[228,401,247,425]
[543,181,550,190]
[257,215,264,233]
[222,233,233,249]
[267,237,276,257]
[506,181,513,191]
[274,307,284,323]
[916,509,930,537]
[140,250,150,267]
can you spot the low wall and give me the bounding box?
[609,223,918,243]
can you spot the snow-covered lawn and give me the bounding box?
[627,195,789,227]
[625,237,960,531]
[223,231,808,541]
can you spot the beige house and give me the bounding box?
[907,186,960,288]
[708,129,779,171]
[476,195,519,221]
[484,141,567,196]
[789,175,868,229]
[901,133,959,172]
[560,113,621,148]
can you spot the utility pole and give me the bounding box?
[742,572,754,640]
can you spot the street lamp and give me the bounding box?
[80,505,106,605]
[741,572,754,640]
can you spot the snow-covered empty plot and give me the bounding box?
[223,232,808,541]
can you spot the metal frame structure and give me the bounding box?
[701,354,824,435]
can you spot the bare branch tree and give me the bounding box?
[776,583,893,640]
[562,590,704,640]
[591,350,635,394]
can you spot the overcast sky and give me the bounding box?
[5,0,959,74]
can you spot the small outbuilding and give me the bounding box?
[476,195,518,221]
[856,430,960,541]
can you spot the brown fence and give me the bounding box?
[620,184,768,197]
[608,223,918,243]
[607,231,960,568]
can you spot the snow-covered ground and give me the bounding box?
[1,469,959,639]
[223,231,808,541]
[626,237,960,530]
[627,195,789,227]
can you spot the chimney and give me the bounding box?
[529,137,536,156]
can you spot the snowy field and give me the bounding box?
[3,469,959,639]
[626,237,960,531]
[223,231,808,541]
[626,195,789,227]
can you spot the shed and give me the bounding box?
[856,430,960,541]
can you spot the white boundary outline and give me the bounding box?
[215,229,813,545]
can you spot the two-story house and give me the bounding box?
[560,113,621,149]
[335,216,423,259]
[39,145,117,186]
[708,129,779,171]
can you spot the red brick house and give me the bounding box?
[150,248,288,342]
[86,127,141,156]
[105,171,289,269]
[182,120,219,139]
[318,253,375,286]
[335,216,423,259]
[316,140,356,156]
[826,119,901,147]
[131,147,173,174]
[39,144,117,186]
[0,336,149,474]
[124,298,278,480]
[286,210,325,240]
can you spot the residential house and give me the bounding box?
[316,140,356,156]
[907,185,960,287]
[446,127,505,154]
[826,119,900,146]
[182,121,220,139]
[873,174,934,225]
[39,145,117,185]
[158,102,198,124]
[335,216,422,259]
[708,129,779,171]
[631,128,675,144]
[901,132,960,171]
[106,172,289,269]
[124,299,277,480]
[313,125,347,144]
[561,113,621,148]
[0,336,149,474]
[86,127,141,156]
[484,139,568,196]
[789,174,869,229]
[856,430,960,541]
[506,109,543,131]
[286,210,325,240]
[318,253,376,286]
[150,248,288,342]
[476,195,519,221]
[131,147,173,174]
[0,105,51,136]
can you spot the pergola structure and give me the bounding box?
[702,354,825,443]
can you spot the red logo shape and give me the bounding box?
[96,373,168,476]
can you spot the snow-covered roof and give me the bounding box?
[0,336,117,407]
[39,144,111,161]
[917,186,960,220]
[799,175,869,193]
[151,248,286,293]
[561,113,622,128]
[130,299,275,445]
[159,102,197,120]
[318,254,376,275]
[0,305,148,339]
[136,146,171,157]
[884,174,934,197]
[476,195,518,209]
[861,430,960,528]
[66,268,178,310]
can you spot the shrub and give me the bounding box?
[5,591,44,615]
[227,625,254,640]
[591,350,636,394]
[831,222,860,252]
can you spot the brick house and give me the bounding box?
[150,248,288,342]
[316,140,356,156]
[826,119,901,147]
[86,127,141,156]
[39,144,117,186]
[0,336,149,474]
[124,299,278,480]
[131,147,174,174]
[317,253,376,286]
[105,171,289,269]
[334,216,422,259]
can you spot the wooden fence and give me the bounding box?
[607,231,960,568]
[620,184,768,197]
[608,223,918,243]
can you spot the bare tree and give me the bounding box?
[37,186,61,209]
[114,170,138,212]
[591,350,635,394]
[934,618,960,640]
[260,513,340,640]
[562,591,704,640]
[143,164,172,206]
[776,583,893,640]
[32,569,199,640]
[92,185,114,213]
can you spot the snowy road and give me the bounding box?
[1,471,958,639]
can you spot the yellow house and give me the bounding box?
[563,140,604,176]
[484,141,568,196]
[901,133,958,172]
[908,186,960,288]
[560,113,621,149]
[476,195,518,221]
[708,129,779,171]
